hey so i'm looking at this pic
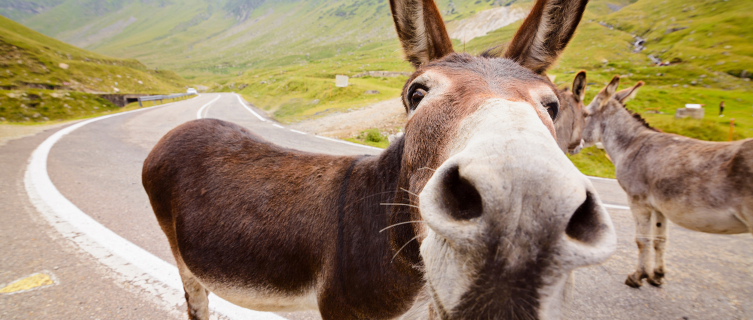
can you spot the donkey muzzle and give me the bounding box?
[417,99,616,319]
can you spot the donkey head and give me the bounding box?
[387,0,616,318]
[555,71,588,154]
[581,75,644,147]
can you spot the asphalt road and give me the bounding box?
[1,93,751,319]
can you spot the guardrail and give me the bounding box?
[138,93,197,107]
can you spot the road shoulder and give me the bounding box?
[0,126,183,320]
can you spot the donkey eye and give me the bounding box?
[409,88,427,110]
[544,101,559,121]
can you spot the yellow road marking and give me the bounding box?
[0,273,55,294]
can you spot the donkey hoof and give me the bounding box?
[647,277,664,287]
[625,275,643,288]
[653,269,665,279]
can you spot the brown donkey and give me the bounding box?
[554,71,588,154]
[142,0,617,319]
[581,76,753,288]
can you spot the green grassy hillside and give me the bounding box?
[0,15,186,93]
[0,15,189,122]
[602,0,753,82]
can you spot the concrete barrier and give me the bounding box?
[675,108,704,119]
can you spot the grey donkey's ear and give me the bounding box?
[497,0,589,74]
[572,70,587,102]
[389,0,454,68]
[615,81,644,104]
[590,75,619,110]
[601,75,620,101]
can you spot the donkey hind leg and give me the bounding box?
[625,205,654,288]
[647,210,668,287]
[179,266,210,320]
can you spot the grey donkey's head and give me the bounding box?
[581,76,645,147]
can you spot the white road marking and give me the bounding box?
[315,135,384,151]
[230,93,386,153]
[235,94,266,122]
[603,203,631,210]
[197,95,222,119]
[24,97,286,320]
[585,176,627,209]
[588,175,618,182]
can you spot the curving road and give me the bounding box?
[1,93,751,319]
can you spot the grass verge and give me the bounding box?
[0,92,197,124]
[567,146,616,179]
[345,128,390,149]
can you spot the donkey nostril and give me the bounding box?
[565,192,603,243]
[440,165,483,220]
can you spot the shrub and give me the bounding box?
[364,129,384,143]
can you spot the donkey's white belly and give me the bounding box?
[653,199,748,234]
[202,280,319,312]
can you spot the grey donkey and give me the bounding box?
[554,71,588,154]
[581,75,753,288]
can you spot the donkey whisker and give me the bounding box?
[379,220,425,233]
[380,203,420,209]
[392,235,421,263]
[400,187,421,198]
[342,190,401,211]
[418,167,436,172]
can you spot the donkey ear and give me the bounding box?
[597,75,620,107]
[389,0,454,68]
[501,0,589,74]
[615,81,644,104]
[588,75,619,111]
[572,70,587,102]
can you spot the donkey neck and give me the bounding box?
[329,137,425,318]
[600,104,657,165]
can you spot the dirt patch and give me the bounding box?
[0,122,71,147]
[447,6,527,43]
[289,98,406,138]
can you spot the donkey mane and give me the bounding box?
[623,105,658,132]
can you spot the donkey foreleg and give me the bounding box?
[625,204,653,288]
[647,210,668,286]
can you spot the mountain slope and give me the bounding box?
[8,0,530,79]
[0,15,188,122]
[0,14,186,93]
[602,0,753,81]
[0,0,64,21]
